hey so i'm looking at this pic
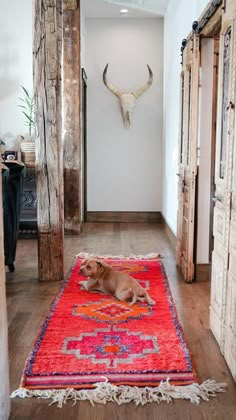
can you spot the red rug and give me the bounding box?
[12,254,226,406]
[19,254,198,390]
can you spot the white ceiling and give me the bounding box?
[83,0,169,18]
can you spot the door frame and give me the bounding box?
[176,32,200,283]
[81,68,88,222]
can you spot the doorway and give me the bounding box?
[195,31,220,281]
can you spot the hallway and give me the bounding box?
[7,223,236,419]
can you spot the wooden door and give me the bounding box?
[210,13,236,380]
[225,111,236,379]
[209,35,220,262]
[176,34,200,282]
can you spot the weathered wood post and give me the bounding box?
[33,0,64,281]
[63,0,82,234]
[0,168,10,420]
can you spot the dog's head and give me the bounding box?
[79,258,107,278]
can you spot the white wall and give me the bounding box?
[0,0,33,146]
[86,18,163,211]
[163,0,210,234]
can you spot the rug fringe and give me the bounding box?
[10,379,227,408]
[76,252,162,260]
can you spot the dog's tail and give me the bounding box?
[129,287,137,306]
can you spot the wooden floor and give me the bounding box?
[7,223,236,420]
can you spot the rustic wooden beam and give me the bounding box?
[33,0,64,281]
[64,0,78,9]
[0,170,10,419]
[63,0,82,234]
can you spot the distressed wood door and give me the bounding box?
[176,34,200,282]
[225,105,236,380]
[221,13,236,380]
[210,14,236,381]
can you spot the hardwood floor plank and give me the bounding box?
[7,223,236,420]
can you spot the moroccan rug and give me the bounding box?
[11,253,226,406]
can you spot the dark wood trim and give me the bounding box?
[86,212,162,223]
[65,221,83,236]
[63,0,82,235]
[195,263,210,281]
[81,68,88,222]
[161,215,177,250]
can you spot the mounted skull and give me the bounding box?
[102,63,153,128]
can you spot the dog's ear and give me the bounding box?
[95,259,107,268]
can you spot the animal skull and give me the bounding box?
[102,64,153,128]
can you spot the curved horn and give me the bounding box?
[103,63,122,98]
[132,65,153,99]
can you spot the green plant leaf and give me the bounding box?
[19,86,35,135]
[24,97,32,108]
[21,86,30,98]
[22,111,34,123]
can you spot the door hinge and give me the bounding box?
[222,0,226,12]
[227,253,230,271]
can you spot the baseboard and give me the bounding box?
[195,264,210,282]
[86,211,162,223]
[161,215,177,250]
[18,220,38,239]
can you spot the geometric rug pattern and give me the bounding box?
[19,255,198,389]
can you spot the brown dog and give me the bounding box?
[78,258,155,306]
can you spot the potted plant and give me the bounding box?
[18,86,35,167]
[0,138,6,160]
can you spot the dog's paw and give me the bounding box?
[78,281,88,290]
[149,299,156,306]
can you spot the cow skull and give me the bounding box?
[102,63,153,128]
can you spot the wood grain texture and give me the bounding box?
[64,169,81,234]
[0,170,10,420]
[176,36,200,283]
[63,0,78,10]
[33,0,64,281]
[86,212,162,223]
[200,6,222,37]
[7,223,236,419]
[220,4,236,380]
[195,264,210,282]
[209,35,220,262]
[63,2,81,234]
[210,2,236,379]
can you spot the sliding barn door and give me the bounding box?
[176,35,200,282]
[210,10,236,380]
